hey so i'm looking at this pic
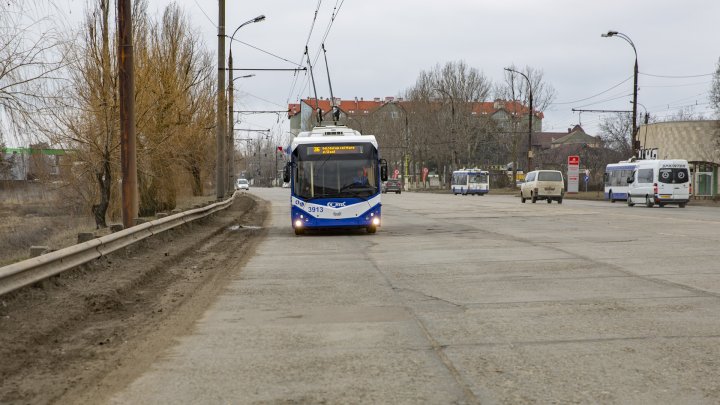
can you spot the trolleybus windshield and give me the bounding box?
[293,143,378,200]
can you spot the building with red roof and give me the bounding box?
[288,97,543,135]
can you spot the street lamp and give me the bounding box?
[602,30,638,157]
[227,15,265,193]
[233,74,255,82]
[504,67,534,173]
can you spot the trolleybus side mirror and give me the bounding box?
[283,163,291,183]
[627,176,634,184]
[380,159,388,182]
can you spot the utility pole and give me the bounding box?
[226,15,264,195]
[118,0,137,228]
[602,30,639,157]
[216,0,226,199]
[227,52,234,195]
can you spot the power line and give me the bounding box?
[242,92,287,108]
[295,0,347,104]
[551,75,633,105]
[640,72,714,79]
[285,0,324,106]
[647,91,709,111]
[641,80,711,88]
[230,38,304,67]
[193,0,216,27]
[572,92,633,109]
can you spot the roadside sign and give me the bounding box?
[567,155,580,193]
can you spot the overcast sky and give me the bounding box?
[54,0,719,140]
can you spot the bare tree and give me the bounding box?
[134,3,215,212]
[495,65,556,186]
[47,0,118,228]
[711,57,720,115]
[404,61,493,183]
[50,0,216,226]
[0,2,67,143]
[599,112,633,158]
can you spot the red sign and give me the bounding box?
[422,167,429,182]
[568,155,579,165]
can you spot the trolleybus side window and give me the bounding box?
[453,173,467,185]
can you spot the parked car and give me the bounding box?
[520,170,564,203]
[382,179,402,194]
[235,178,250,191]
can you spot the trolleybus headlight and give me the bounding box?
[372,217,380,226]
[294,220,303,228]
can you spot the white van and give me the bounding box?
[520,170,565,204]
[626,159,691,208]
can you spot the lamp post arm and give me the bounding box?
[504,67,534,171]
[606,31,639,155]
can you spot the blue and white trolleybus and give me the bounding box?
[283,126,388,235]
[451,168,490,195]
[603,161,637,202]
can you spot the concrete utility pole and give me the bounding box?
[602,30,639,157]
[216,0,226,199]
[227,52,234,194]
[227,15,264,194]
[118,0,138,228]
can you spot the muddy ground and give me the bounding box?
[0,193,269,404]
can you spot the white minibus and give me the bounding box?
[627,159,691,208]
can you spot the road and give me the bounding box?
[108,189,720,404]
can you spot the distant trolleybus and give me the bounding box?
[451,168,490,195]
[604,162,637,202]
[283,125,388,235]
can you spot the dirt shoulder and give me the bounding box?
[0,193,269,404]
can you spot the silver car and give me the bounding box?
[235,178,250,191]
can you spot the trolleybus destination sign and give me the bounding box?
[308,145,363,155]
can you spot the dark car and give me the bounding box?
[382,179,402,194]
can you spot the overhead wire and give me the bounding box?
[640,72,714,79]
[230,38,304,67]
[294,0,346,104]
[193,0,216,27]
[551,75,633,105]
[285,0,323,106]
[572,92,633,109]
[641,80,711,88]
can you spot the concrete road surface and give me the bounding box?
[110,189,720,404]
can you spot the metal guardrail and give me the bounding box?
[0,193,237,296]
